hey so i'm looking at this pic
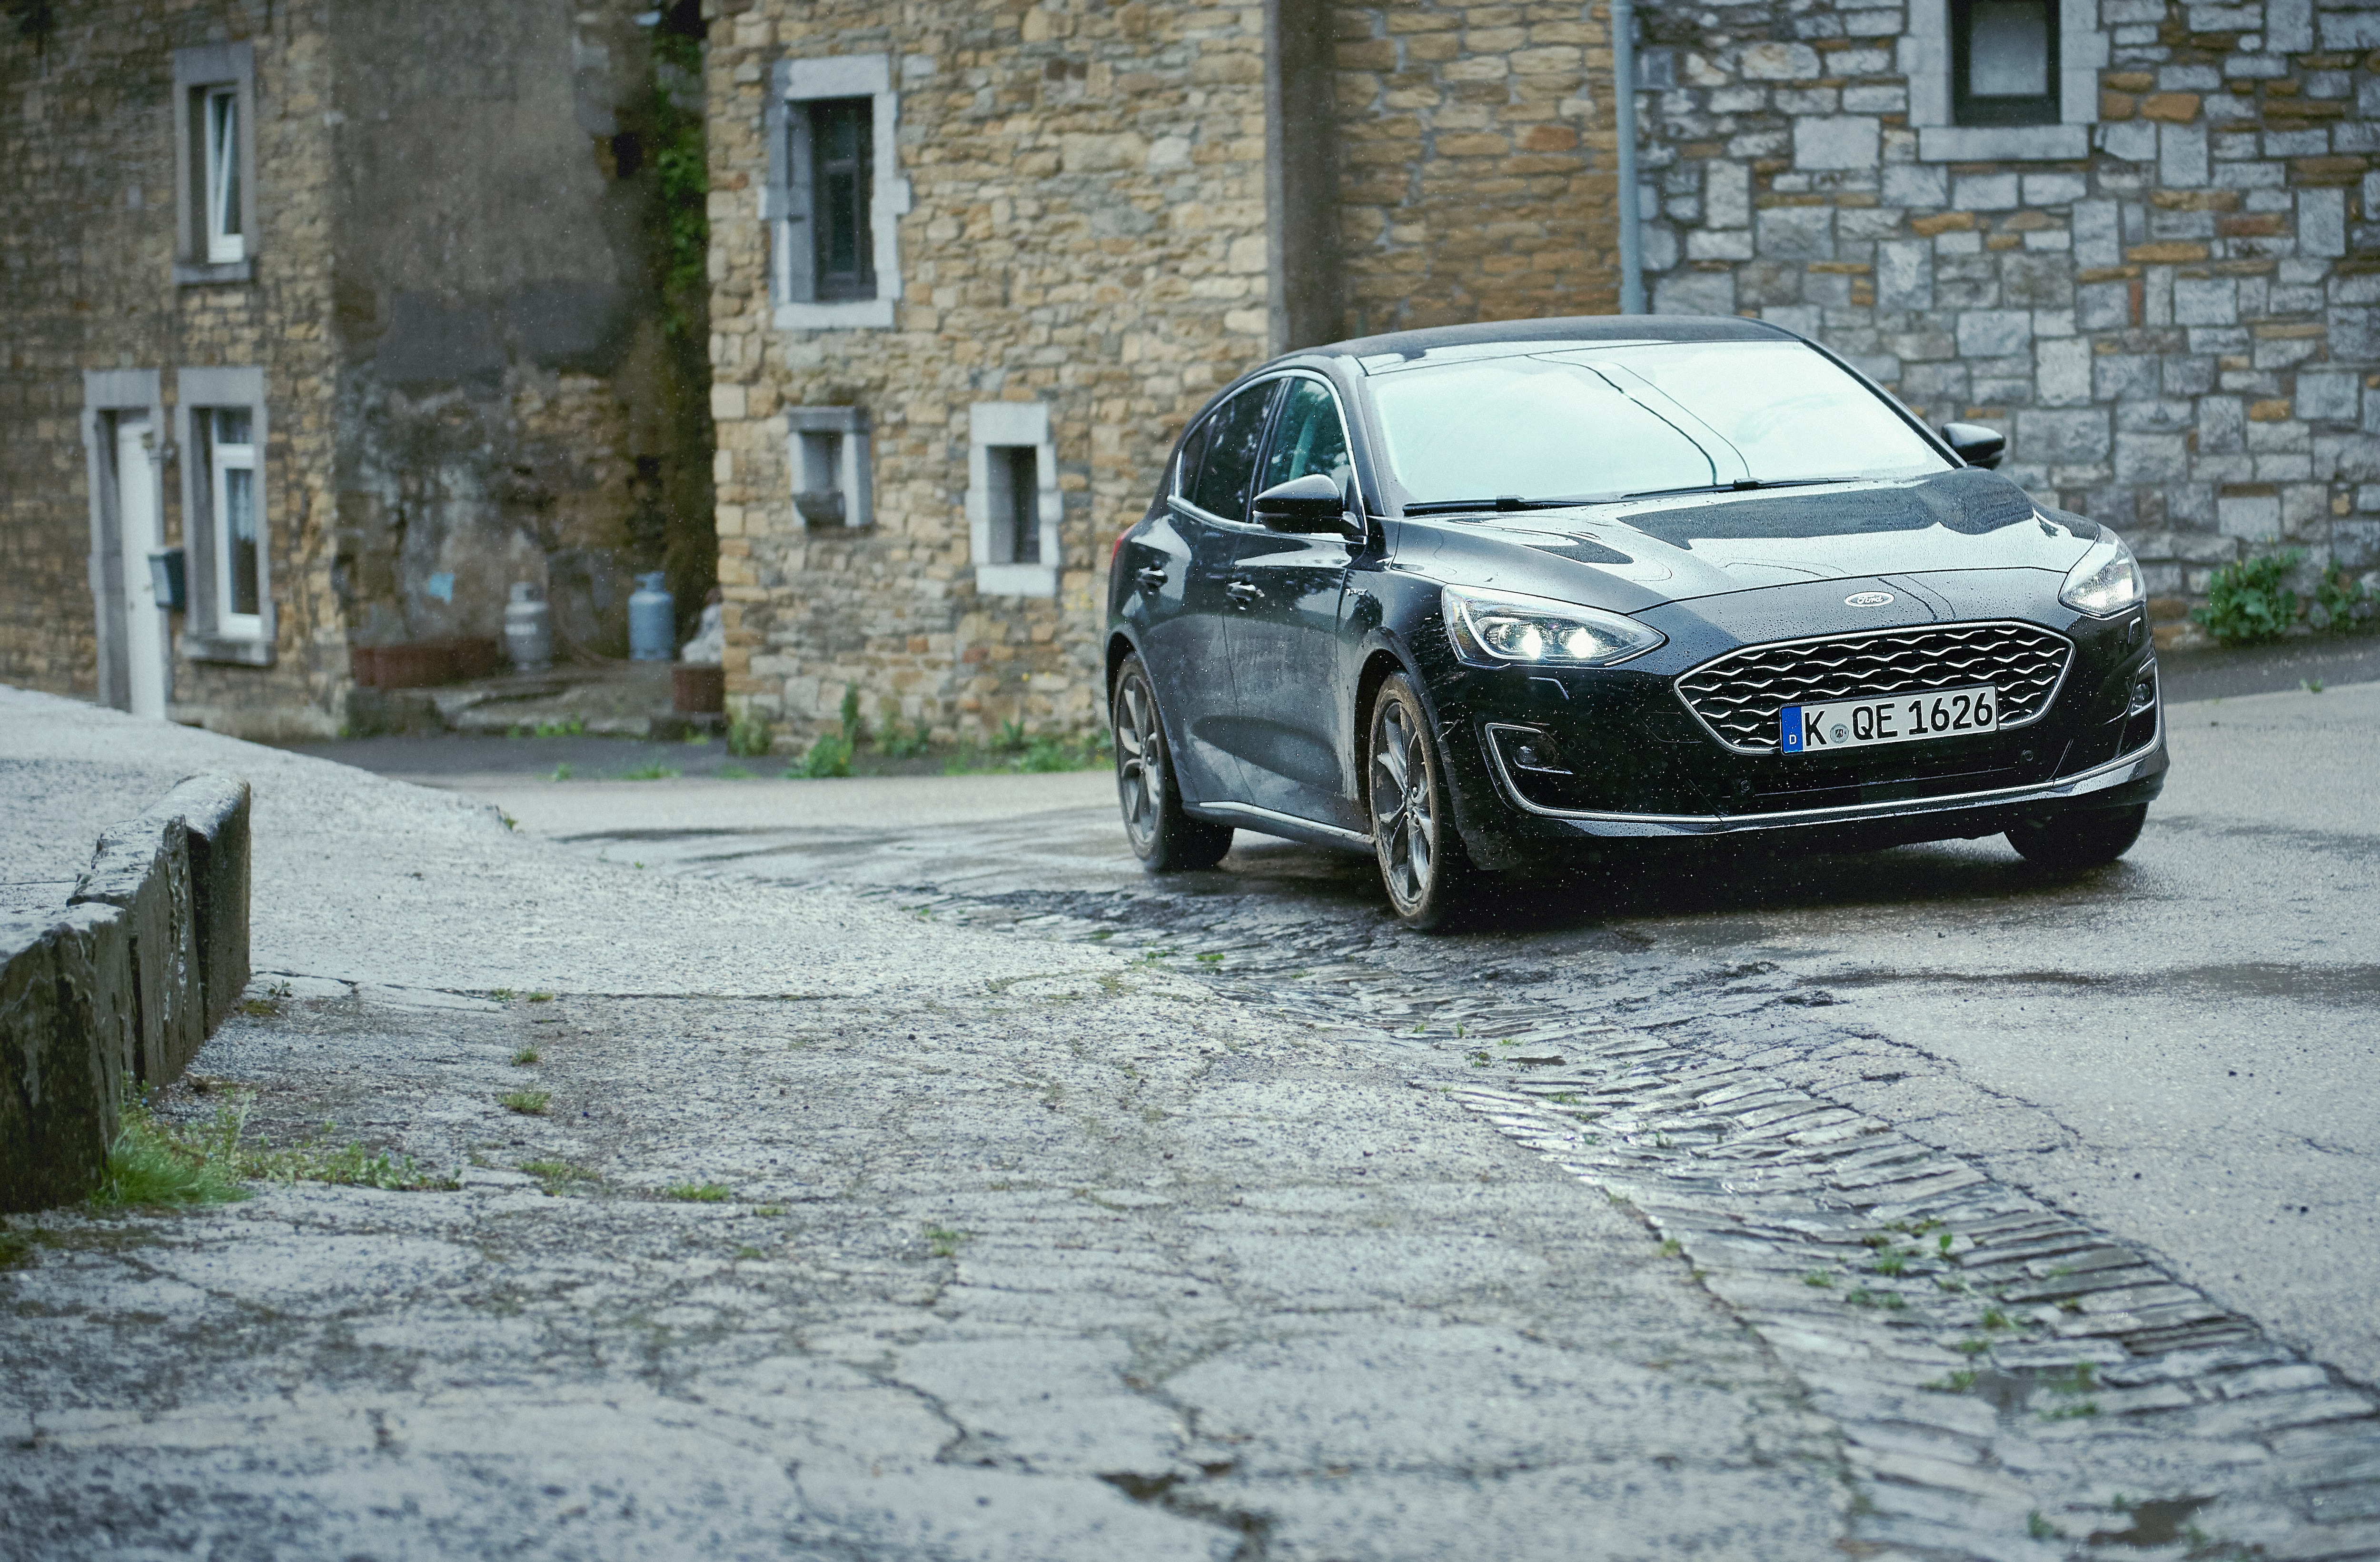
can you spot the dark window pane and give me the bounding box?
[1005,447,1040,564]
[808,98,875,300]
[1260,379,1351,492]
[1952,0,2058,126]
[225,467,259,617]
[1186,383,1279,522]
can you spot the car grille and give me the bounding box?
[1675,620,2073,754]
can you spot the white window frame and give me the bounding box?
[787,406,874,529]
[1906,0,2102,161]
[171,43,256,284]
[208,411,262,639]
[204,87,244,264]
[968,403,1060,598]
[175,366,275,666]
[768,54,911,331]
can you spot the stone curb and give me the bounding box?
[0,774,251,1213]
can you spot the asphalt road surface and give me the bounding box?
[425,678,2380,1399]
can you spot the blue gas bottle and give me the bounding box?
[628,572,675,661]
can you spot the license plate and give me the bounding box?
[1780,685,1999,754]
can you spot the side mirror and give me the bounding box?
[1251,473,1354,535]
[1941,421,2006,470]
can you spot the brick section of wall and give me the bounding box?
[1333,0,1621,333]
[0,4,346,732]
[1634,0,2380,643]
[708,2,1272,745]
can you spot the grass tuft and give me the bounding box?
[90,1102,251,1208]
[511,1047,540,1066]
[501,1091,551,1116]
[665,1182,730,1203]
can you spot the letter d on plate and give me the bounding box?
[1780,705,1805,753]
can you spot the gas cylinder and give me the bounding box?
[504,582,553,671]
[628,572,675,662]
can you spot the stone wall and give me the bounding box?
[0,1,344,730]
[1633,0,2380,645]
[705,0,1274,744]
[1333,0,1622,333]
[327,0,716,667]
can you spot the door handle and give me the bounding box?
[1225,579,1263,606]
[1136,566,1168,590]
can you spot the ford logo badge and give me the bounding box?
[1844,591,1895,607]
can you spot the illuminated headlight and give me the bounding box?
[1442,585,1665,667]
[2058,531,2146,617]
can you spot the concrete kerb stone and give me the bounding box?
[1,772,251,1210]
[0,906,139,1214]
[68,813,200,1086]
[152,775,252,1035]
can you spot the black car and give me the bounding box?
[1104,316,2166,928]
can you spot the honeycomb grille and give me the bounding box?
[1675,621,2073,754]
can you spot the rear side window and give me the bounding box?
[1184,381,1279,522]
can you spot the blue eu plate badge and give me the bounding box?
[1780,705,1806,753]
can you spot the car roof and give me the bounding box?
[1289,314,1796,375]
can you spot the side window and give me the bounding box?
[172,43,256,283]
[1185,382,1279,523]
[1952,0,2059,128]
[806,98,875,300]
[1259,379,1352,493]
[772,55,907,329]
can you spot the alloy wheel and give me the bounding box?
[1115,671,1165,856]
[1372,697,1435,910]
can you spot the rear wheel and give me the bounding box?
[2006,803,2148,869]
[1113,656,1233,873]
[1368,674,1475,930]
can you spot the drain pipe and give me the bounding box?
[1612,0,1645,315]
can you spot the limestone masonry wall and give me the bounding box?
[1633,0,2380,646]
[706,0,1274,744]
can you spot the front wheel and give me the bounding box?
[1368,674,1475,930]
[2005,803,2148,869]
[1113,656,1233,873]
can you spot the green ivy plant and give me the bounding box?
[650,29,709,339]
[2194,551,2302,645]
[2311,562,2375,632]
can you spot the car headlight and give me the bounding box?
[2058,531,2146,617]
[1442,585,1665,667]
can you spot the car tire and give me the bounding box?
[1112,655,1233,873]
[2005,803,2148,869]
[1368,673,1475,930]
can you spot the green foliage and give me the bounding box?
[1922,1369,1978,1393]
[551,764,573,781]
[838,682,865,746]
[501,1091,551,1116]
[618,763,680,781]
[925,1224,967,1257]
[665,1182,730,1203]
[875,717,933,760]
[649,29,710,338]
[792,732,854,779]
[2194,551,2302,644]
[95,1097,449,1204]
[719,763,754,779]
[992,717,1029,754]
[527,992,555,1004]
[512,1047,540,1066]
[2311,562,2374,631]
[726,709,774,757]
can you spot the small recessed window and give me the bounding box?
[985,446,1041,565]
[1953,0,2059,127]
[808,98,874,301]
[208,408,262,635]
[204,88,244,262]
[788,407,873,529]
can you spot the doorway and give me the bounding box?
[113,414,168,718]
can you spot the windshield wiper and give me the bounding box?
[1401,495,1598,516]
[1622,476,1855,499]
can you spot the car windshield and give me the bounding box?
[1367,341,1952,507]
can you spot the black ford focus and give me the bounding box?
[1105,316,2166,928]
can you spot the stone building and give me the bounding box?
[705,0,2377,748]
[0,0,714,737]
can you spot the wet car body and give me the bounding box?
[1105,315,2167,880]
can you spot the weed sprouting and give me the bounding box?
[719,763,753,779]
[489,988,516,1002]
[511,1047,540,1066]
[924,1224,966,1257]
[552,764,573,781]
[91,1102,251,1207]
[619,763,681,781]
[1981,1306,2012,1330]
[1922,1369,1978,1393]
[664,1183,730,1203]
[1802,1270,1834,1288]
[527,992,555,1004]
[501,1091,551,1116]
[726,709,774,757]
[2027,1511,2063,1541]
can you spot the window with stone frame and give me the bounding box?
[770,55,910,329]
[175,366,274,665]
[171,43,257,284]
[1952,0,2059,128]
[788,407,873,529]
[968,404,1059,597]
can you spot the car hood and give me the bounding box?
[1401,468,2103,613]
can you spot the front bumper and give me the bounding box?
[1427,592,2165,859]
